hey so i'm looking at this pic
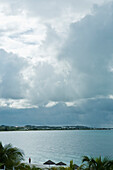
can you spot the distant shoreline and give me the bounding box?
[0,125,112,131]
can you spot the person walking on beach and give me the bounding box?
[29,157,31,164]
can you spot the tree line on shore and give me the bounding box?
[0,142,113,170]
[0,125,111,131]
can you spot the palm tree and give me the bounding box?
[78,156,113,170]
[0,142,24,169]
[69,160,75,170]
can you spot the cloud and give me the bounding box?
[1,2,113,104]
[58,2,113,99]
[0,97,113,127]
[0,0,113,126]
[0,49,27,99]
[0,98,38,109]
[75,97,113,127]
[0,9,46,57]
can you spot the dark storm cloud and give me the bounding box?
[0,97,113,127]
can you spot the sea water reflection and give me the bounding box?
[0,130,113,165]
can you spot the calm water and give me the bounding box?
[0,130,113,165]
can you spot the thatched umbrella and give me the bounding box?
[56,162,67,166]
[43,160,55,168]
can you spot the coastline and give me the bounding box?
[0,125,112,131]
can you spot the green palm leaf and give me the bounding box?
[0,142,24,169]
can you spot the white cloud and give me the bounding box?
[0,10,46,57]
[45,101,58,108]
[0,0,108,60]
[0,98,38,109]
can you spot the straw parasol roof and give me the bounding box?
[43,160,55,165]
[56,162,67,166]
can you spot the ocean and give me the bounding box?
[0,130,113,166]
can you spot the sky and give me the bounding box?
[0,0,113,127]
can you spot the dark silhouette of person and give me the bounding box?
[29,157,31,164]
